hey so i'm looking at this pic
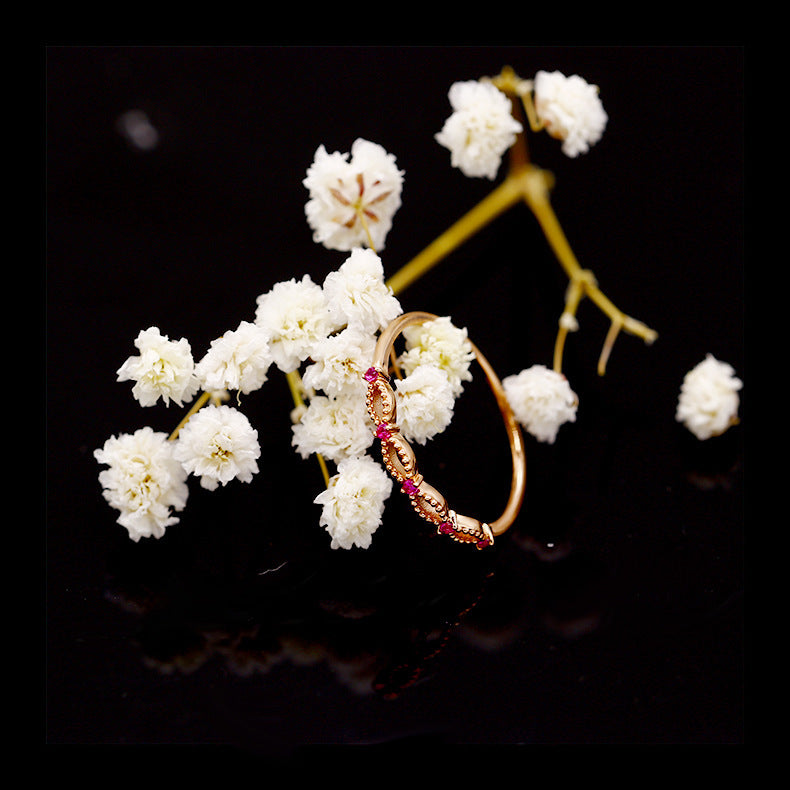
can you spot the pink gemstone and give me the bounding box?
[439,522,454,535]
[364,367,379,382]
[476,538,491,549]
[376,425,391,441]
[401,479,419,497]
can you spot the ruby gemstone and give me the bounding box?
[364,367,379,382]
[401,479,419,497]
[376,425,391,441]
[439,522,455,535]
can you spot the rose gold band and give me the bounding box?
[364,311,526,549]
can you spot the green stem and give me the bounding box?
[168,390,212,441]
[385,175,523,297]
[286,369,330,486]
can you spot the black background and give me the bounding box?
[45,46,746,759]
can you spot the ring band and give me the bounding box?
[364,312,526,549]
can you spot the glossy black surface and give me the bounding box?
[46,46,745,755]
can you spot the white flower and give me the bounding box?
[314,455,393,550]
[173,404,261,490]
[395,364,456,445]
[303,138,404,251]
[94,427,189,542]
[116,326,200,407]
[503,365,578,444]
[255,275,338,373]
[291,393,374,463]
[301,326,377,399]
[322,247,402,334]
[559,311,579,332]
[399,315,474,397]
[533,70,608,158]
[435,79,523,180]
[195,321,273,395]
[676,354,742,440]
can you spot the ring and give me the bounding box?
[364,312,526,549]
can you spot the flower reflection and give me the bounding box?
[680,427,743,493]
[104,519,608,698]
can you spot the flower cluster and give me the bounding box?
[675,354,742,440]
[503,366,579,445]
[303,138,404,252]
[173,405,261,491]
[435,79,523,179]
[314,455,393,550]
[294,306,475,547]
[96,235,475,548]
[195,321,272,395]
[96,65,743,554]
[115,327,200,408]
[98,319,270,515]
[435,69,608,180]
[398,316,475,398]
[532,70,608,158]
[95,427,188,542]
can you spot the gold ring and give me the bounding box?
[364,312,526,549]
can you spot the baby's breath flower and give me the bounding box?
[676,354,742,440]
[314,455,393,550]
[559,311,579,332]
[173,404,261,490]
[435,79,523,180]
[303,138,404,252]
[503,365,578,444]
[395,364,456,445]
[301,326,377,399]
[291,393,374,463]
[195,320,273,395]
[255,274,339,373]
[399,315,474,397]
[116,326,200,407]
[533,70,608,158]
[322,247,402,334]
[94,427,189,541]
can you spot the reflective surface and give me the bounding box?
[46,46,745,754]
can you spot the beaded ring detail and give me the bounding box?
[364,311,527,549]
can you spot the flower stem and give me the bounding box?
[517,166,584,281]
[553,279,584,373]
[168,390,212,441]
[501,67,657,374]
[386,158,657,374]
[516,164,658,373]
[385,175,523,296]
[286,369,330,487]
[357,208,377,253]
[285,369,305,410]
[598,318,622,376]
